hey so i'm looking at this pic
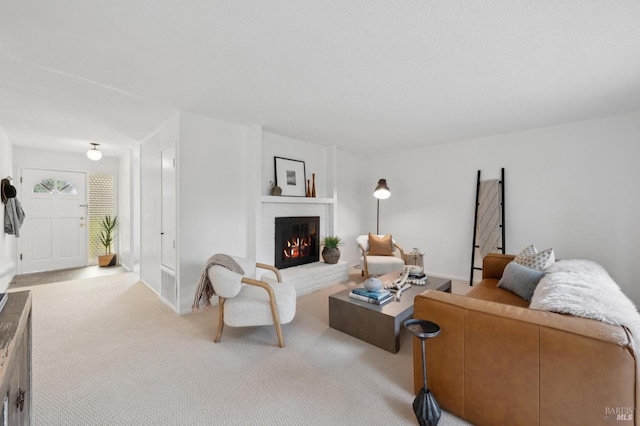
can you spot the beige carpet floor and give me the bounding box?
[14,271,470,425]
[9,265,128,289]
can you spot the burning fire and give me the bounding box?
[284,236,312,259]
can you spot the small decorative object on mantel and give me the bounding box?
[311,173,316,197]
[98,215,119,267]
[269,181,282,196]
[321,235,342,264]
[306,179,311,197]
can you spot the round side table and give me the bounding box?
[404,318,441,426]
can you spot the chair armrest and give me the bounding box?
[241,277,277,298]
[357,244,370,277]
[394,242,405,258]
[256,262,282,283]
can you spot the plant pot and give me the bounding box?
[98,254,118,267]
[322,247,340,264]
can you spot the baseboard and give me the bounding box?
[0,263,15,292]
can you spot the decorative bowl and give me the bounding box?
[364,276,383,292]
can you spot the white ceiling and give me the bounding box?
[1,1,640,157]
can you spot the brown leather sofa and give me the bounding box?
[412,253,638,425]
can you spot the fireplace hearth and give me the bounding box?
[275,216,319,269]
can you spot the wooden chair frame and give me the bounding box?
[214,263,287,348]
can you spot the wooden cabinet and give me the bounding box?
[0,292,32,425]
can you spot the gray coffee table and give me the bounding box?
[328,273,451,353]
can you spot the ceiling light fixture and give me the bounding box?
[87,143,102,161]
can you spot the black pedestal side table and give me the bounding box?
[404,318,441,426]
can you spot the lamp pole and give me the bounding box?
[377,198,380,234]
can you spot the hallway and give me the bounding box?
[9,265,128,289]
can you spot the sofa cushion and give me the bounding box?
[514,246,555,270]
[497,261,545,301]
[361,255,404,276]
[466,279,530,308]
[368,233,393,256]
[516,244,537,258]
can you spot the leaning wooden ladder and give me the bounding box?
[469,168,505,285]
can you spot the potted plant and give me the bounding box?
[98,215,119,267]
[321,235,343,264]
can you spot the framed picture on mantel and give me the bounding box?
[274,156,306,197]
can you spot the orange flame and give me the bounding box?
[283,236,312,259]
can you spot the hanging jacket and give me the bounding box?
[4,197,25,237]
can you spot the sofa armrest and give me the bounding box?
[481,253,515,280]
[412,290,637,425]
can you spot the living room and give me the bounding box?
[1,2,640,424]
[135,109,640,315]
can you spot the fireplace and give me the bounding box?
[275,216,320,269]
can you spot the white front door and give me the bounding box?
[20,168,88,273]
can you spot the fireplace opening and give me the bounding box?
[275,216,320,269]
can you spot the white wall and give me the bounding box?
[140,113,179,295]
[261,131,328,197]
[0,126,15,291]
[118,150,133,271]
[131,148,141,272]
[178,111,248,314]
[369,111,640,304]
[335,150,371,266]
[13,146,120,175]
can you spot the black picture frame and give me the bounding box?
[274,156,307,197]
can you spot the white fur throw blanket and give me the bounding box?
[530,260,640,344]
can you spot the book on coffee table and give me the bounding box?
[351,288,390,299]
[349,291,394,305]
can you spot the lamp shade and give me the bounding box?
[373,179,390,199]
[87,143,102,161]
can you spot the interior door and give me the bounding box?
[161,147,176,270]
[20,168,87,273]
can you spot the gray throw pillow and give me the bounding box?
[498,261,545,302]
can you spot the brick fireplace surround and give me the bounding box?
[259,198,348,295]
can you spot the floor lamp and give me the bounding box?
[373,179,391,234]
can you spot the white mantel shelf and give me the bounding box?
[260,196,334,204]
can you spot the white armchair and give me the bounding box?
[207,256,296,348]
[356,234,405,278]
